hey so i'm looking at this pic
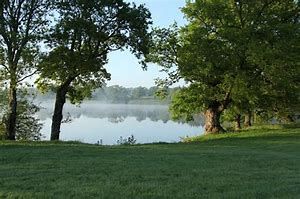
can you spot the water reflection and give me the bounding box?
[37,101,204,144]
[38,101,204,127]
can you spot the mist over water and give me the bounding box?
[37,101,204,145]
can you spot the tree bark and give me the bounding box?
[50,78,74,140]
[5,83,17,140]
[244,110,252,127]
[50,87,67,140]
[235,114,241,130]
[285,115,295,123]
[204,102,225,134]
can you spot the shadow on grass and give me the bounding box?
[182,124,300,144]
[281,123,300,129]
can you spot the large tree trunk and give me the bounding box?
[235,114,241,130]
[244,110,252,127]
[50,87,67,141]
[5,83,17,140]
[204,103,225,134]
[50,78,74,141]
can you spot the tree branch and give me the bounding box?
[17,69,39,83]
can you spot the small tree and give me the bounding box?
[0,88,43,140]
[15,94,43,141]
[37,0,152,140]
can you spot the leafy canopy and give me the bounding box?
[148,0,300,121]
[37,0,152,103]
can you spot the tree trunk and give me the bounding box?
[5,84,17,140]
[50,87,67,140]
[50,78,75,140]
[235,114,241,130]
[244,110,252,127]
[204,103,225,134]
[285,115,295,123]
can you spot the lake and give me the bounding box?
[37,102,204,145]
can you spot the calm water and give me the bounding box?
[37,102,204,145]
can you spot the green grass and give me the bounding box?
[0,125,299,198]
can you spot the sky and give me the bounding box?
[106,0,186,88]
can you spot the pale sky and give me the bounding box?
[106,0,186,88]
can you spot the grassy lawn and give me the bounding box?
[0,125,299,198]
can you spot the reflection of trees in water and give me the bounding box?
[176,114,204,127]
[37,103,203,127]
[108,116,125,123]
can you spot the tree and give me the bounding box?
[105,85,130,103]
[37,0,152,140]
[0,88,43,140]
[147,86,157,97]
[148,0,299,134]
[131,86,147,99]
[0,0,50,140]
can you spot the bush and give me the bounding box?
[0,89,43,140]
[117,135,136,145]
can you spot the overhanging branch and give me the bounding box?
[17,69,39,83]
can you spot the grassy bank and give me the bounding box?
[0,125,299,198]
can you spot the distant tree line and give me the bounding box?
[92,86,179,104]
[32,86,179,104]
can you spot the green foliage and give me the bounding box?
[146,24,181,89]
[30,85,179,104]
[102,85,131,103]
[148,0,300,126]
[116,135,137,145]
[0,125,4,140]
[0,89,43,141]
[36,0,152,104]
[0,89,5,139]
[169,86,204,121]
[15,102,43,141]
[0,0,50,80]
[131,87,147,100]
[91,86,177,104]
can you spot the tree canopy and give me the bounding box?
[148,0,300,133]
